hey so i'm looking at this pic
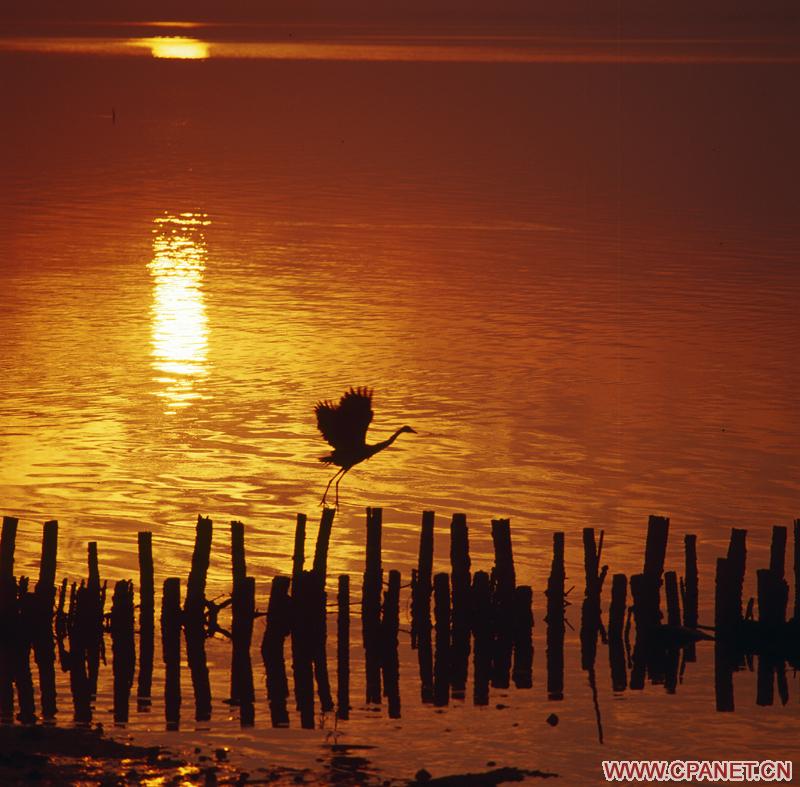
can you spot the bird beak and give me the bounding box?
[408,427,417,434]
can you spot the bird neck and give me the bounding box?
[370,428,405,456]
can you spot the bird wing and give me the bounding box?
[315,387,374,450]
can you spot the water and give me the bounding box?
[1,21,799,783]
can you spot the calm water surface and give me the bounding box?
[0,24,799,782]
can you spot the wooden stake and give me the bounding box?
[137,531,154,708]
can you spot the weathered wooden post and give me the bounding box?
[161,577,182,729]
[184,515,212,722]
[490,518,516,688]
[137,531,154,710]
[232,576,256,726]
[312,508,335,714]
[292,570,316,729]
[34,520,59,720]
[337,574,350,721]
[362,507,383,704]
[0,515,17,723]
[545,532,565,701]
[512,585,533,689]
[413,511,434,702]
[450,513,471,699]
[229,520,247,707]
[608,574,627,692]
[471,570,491,705]
[713,558,735,712]
[111,579,136,724]
[292,513,306,593]
[681,534,698,662]
[433,572,451,707]
[85,542,104,700]
[381,569,401,718]
[261,575,291,727]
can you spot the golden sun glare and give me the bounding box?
[147,212,211,412]
[138,36,210,60]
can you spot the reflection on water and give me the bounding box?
[147,212,211,412]
[136,36,210,60]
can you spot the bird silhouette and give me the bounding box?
[315,387,416,509]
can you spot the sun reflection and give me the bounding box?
[147,212,211,412]
[138,36,210,59]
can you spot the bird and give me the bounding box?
[314,387,416,509]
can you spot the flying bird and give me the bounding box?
[315,387,416,509]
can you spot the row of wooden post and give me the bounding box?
[2,512,800,729]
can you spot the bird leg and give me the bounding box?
[334,467,351,510]
[321,468,344,507]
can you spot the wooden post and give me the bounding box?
[84,543,104,700]
[413,511,434,702]
[643,515,669,579]
[229,521,246,706]
[512,585,533,689]
[313,507,336,581]
[713,558,736,711]
[608,574,627,692]
[381,569,401,718]
[336,574,350,721]
[312,508,335,714]
[69,583,94,724]
[490,518,516,688]
[161,578,182,729]
[292,570,316,729]
[433,572,450,707]
[664,571,680,627]
[33,520,58,720]
[769,525,787,581]
[794,519,800,622]
[450,513,471,699]
[726,528,747,620]
[291,512,306,590]
[471,571,491,705]
[0,516,17,724]
[137,531,154,709]
[231,576,256,726]
[362,507,383,704]
[261,575,291,727]
[681,535,698,662]
[0,515,17,581]
[37,520,58,594]
[111,580,136,724]
[184,515,212,722]
[231,521,246,587]
[545,532,565,700]
[13,578,36,724]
